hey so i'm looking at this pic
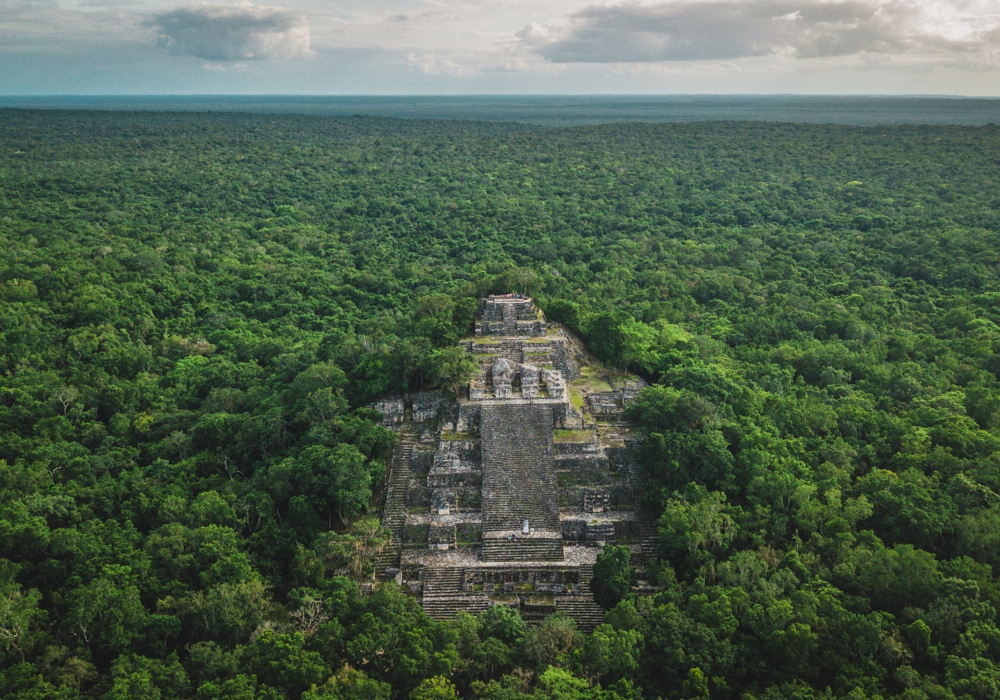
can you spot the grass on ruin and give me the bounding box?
[554,429,594,443]
[527,593,557,606]
[490,595,518,605]
[600,434,626,448]
[571,366,614,394]
[441,431,477,441]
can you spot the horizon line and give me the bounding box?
[2,93,1000,99]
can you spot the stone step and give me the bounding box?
[481,403,561,534]
[421,567,465,596]
[556,596,606,632]
[481,537,564,562]
[375,427,419,575]
[421,595,493,621]
[637,525,661,563]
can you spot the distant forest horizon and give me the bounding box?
[2,94,999,126]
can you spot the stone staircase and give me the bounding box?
[586,521,616,543]
[499,339,525,362]
[597,419,633,446]
[422,567,465,596]
[556,597,606,632]
[420,567,494,620]
[637,522,661,563]
[481,537,565,561]
[375,425,418,576]
[521,343,553,368]
[480,403,563,561]
[422,596,494,620]
[481,404,560,532]
[556,564,605,631]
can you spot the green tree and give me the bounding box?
[580,623,643,683]
[590,545,633,611]
[409,676,459,700]
[478,605,528,649]
[525,613,582,670]
[426,347,479,399]
[303,666,391,700]
[242,630,329,699]
[681,667,710,700]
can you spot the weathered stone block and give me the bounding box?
[456,403,480,432]
[411,451,434,475]
[428,524,456,545]
[584,492,610,513]
[412,392,441,423]
[553,403,584,430]
[586,521,616,544]
[561,518,587,541]
[431,490,456,515]
[614,519,640,541]
[559,455,611,481]
[605,446,632,472]
[370,397,405,424]
[407,485,431,509]
[554,441,597,455]
[455,487,481,510]
[405,524,430,544]
[456,522,482,544]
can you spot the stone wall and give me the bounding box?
[405,523,429,545]
[552,403,584,430]
[474,296,546,337]
[412,392,443,422]
[370,397,405,425]
[549,339,581,381]
[456,403,481,433]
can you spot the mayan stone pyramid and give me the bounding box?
[371,296,656,629]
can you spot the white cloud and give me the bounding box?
[516,21,553,44]
[406,51,478,75]
[149,1,314,61]
[523,0,1000,64]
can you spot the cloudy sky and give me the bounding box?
[2,0,1000,94]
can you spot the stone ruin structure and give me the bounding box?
[474,294,546,337]
[373,296,654,631]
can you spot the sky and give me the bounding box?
[2,0,1000,94]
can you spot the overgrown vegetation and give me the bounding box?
[2,110,1000,699]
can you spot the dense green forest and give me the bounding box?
[2,109,1000,700]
